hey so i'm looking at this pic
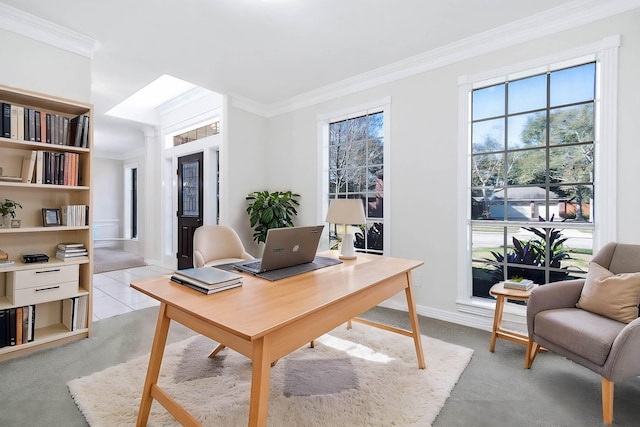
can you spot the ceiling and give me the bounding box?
[0,0,625,156]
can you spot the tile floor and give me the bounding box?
[92,264,172,321]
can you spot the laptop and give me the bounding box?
[234,225,341,280]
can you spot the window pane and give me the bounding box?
[558,228,593,275]
[550,63,596,107]
[552,184,593,222]
[471,153,503,187]
[472,118,504,153]
[182,161,199,216]
[347,167,367,192]
[471,188,497,219]
[549,104,594,145]
[368,138,384,164]
[366,222,383,251]
[329,122,344,145]
[507,149,546,185]
[501,187,545,220]
[329,170,346,193]
[367,112,384,138]
[508,112,546,149]
[548,145,594,184]
[472,225,504,298]
[367,167,384,218]
[347,116,367,142]
[473,84,505,120]
[508,74,547,114]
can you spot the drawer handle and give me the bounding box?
[35,269,61,274]
[35,285,61,292]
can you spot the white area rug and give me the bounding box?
[68,323,473,426]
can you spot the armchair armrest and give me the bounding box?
[527,279,585,336]
[605,316,640,381]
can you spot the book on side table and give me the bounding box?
[502,279,535,291]
[171,267,243,295]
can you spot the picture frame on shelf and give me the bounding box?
[10,219,20,228]
[42,208,61,227]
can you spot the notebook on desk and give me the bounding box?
[233,225,341,280]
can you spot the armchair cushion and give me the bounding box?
[534,308,626,366]
[576,262,640,323]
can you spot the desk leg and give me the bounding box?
[137,303,171,427]
[490,295,505,352]
[248,336,271,427]
[405,272,426,369]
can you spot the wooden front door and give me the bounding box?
[177,152,203,269]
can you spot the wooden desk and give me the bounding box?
[131,253,425,427]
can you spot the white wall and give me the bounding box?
[248,10,640,328]
[0,29,91,102]
[224,101,270,255]
[92,158,124,248]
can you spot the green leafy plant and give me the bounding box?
[485,216,570,284]
[0,199,22,218]
[246,191,300,244]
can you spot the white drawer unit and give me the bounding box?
[7,264,79,306]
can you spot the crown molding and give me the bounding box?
[157,86,216,115]
[0,3,98,58]
[235,0,640,118]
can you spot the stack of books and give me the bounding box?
[171,267,243,294]
[503,278,535,291]
[56,242,88,261]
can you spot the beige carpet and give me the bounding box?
[68,323,473,426]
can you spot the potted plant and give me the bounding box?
[246,190,300,244]
[0,199,22,228]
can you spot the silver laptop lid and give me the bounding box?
[258,225,324,272]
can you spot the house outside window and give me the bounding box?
[469,62,597,299]
[324,101,389,255]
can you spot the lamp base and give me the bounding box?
[339,232,358,260]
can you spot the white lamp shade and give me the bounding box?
[325,199,366,225]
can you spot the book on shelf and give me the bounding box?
[170,276,242,295]
[56,251,88,261]
[9,104,17,139]
[503,279,535,290]
[17,106,24,140]
[60,242,86,248]
[0,102,87,146]
[1,102,10,138]
[62,295,88,331]
[21,151,37,183]
[172,267,243,289]
[0,305,35,348]
[57,242,85,249]
[60,205,88,226]
[68,115,84,147]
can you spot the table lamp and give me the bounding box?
[325,199,366,260]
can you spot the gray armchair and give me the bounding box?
[526,242,640,425]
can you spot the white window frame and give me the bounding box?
[317,97,392,255]
[456,36,620,318]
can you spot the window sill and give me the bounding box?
[457,297,528,331]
